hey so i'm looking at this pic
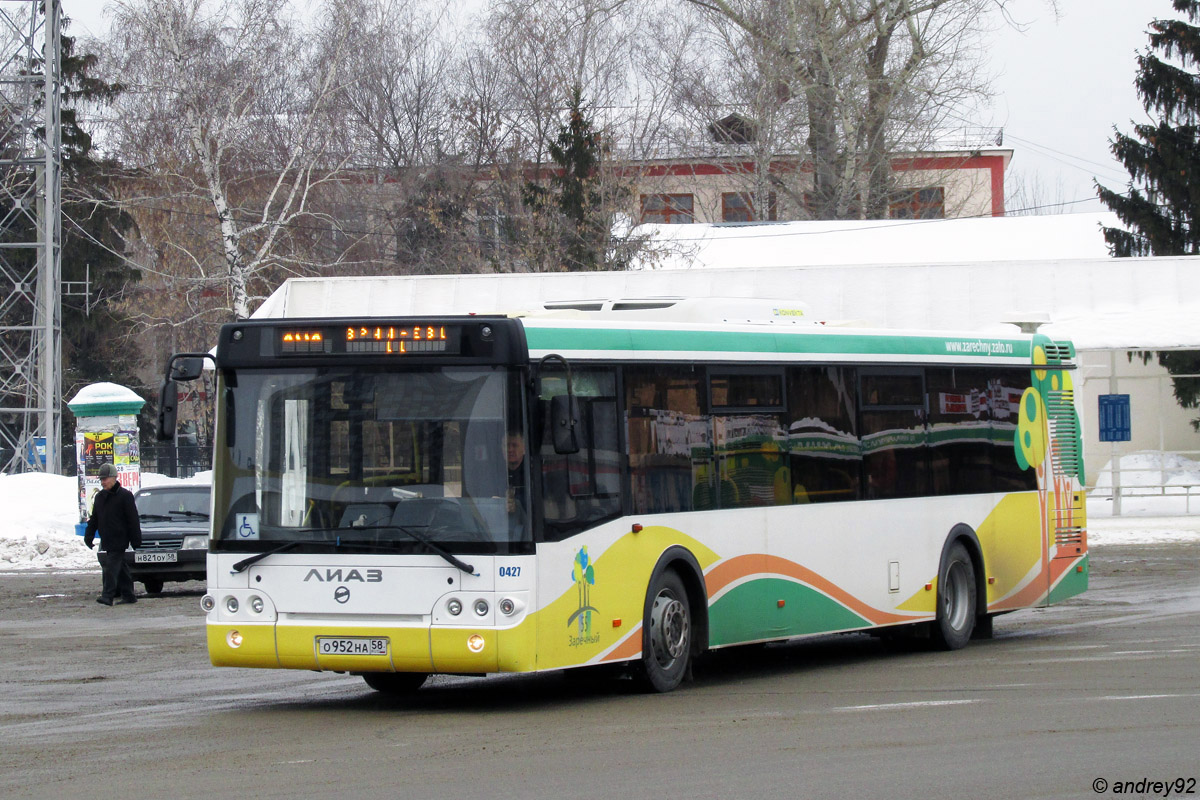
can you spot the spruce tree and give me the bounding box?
[523,88,622,271]
[56,29,141,392]
[1098,0,1200,428]
[1099,0,1200,254]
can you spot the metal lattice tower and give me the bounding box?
[0,0,61,474]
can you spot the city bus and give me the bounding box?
[159,298,1087,694]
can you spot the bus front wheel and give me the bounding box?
[362,672,427,695]
[932,542,976,650]
[638,569,692,692]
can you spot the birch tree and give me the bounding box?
[103,0,352,321]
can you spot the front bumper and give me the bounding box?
[206,620,535,674]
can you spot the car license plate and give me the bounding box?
[316,637,389,656]
[135,552,178,563]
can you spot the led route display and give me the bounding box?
[278,323,462,356]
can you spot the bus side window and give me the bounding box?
[859,371,928,499]
[785,366,860,503]
[625,366,707,514]
[927,367,994,496]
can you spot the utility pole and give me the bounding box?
[0,0,62,474]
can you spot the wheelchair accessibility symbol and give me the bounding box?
[236,513,259,540]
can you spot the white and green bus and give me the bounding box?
[160,299,1087,694]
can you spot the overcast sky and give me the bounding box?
[61,0,1168,215]
[991,0,1166,214]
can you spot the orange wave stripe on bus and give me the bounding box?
[994,552,1081,610]
[706,554,917,626]
[599,626,645,663]
[989,565,1048,611]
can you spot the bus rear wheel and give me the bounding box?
[362,672,427,695]
[638,570,692,693]
[932,542,976,650]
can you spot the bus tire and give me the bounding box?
[362,672,427,695]
[638,569,692,693]
[932,542,976,650]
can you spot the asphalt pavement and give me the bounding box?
[1,539,1198,800]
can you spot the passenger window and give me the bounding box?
[711,411,788,508]
[626,366,709,514]
[785,367,860,503]
[859,370,928,499]
[927,368,992,496]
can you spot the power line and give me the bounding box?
[102,186,1118,253]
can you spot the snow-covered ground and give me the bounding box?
[1,456,1197,572]
[1,470,210,572]
[1089,451,1200,516]
[1085,451,1200,545]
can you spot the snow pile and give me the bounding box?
[0,470,210,572]
[2,473,90,571]
[1088,451,1200,517]
[1088,516,1200,546]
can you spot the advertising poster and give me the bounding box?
[114,433,130,466]
[83,431,115,476]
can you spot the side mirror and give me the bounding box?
[156,380,179,441]
[171,356,205,381]
[550,395,580,454]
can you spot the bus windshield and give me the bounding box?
[213,365,529,554]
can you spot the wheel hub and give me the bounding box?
[651,592,689,664]
[943,561,970,631]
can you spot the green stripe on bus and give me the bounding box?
[708,578,870,646]
[1048,556,1088,604]
[524,327,1032,360]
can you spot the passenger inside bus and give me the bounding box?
[506,431,527,534]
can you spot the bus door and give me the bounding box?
[533,366,622,667]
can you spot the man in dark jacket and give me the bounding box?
[84,462,142,605]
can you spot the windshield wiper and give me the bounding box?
[231,541,300,573]
[139,513,173,522]
[168,510,209,519]
[337,526,477,576]
[228,529,476,577]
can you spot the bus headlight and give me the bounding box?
[201,595,215,612]
[447,598,462,616]
[226,630,243,648]
[225,596,239,614]
[498,598,516,616]
[249,595,264,614]
[473,599,489,617]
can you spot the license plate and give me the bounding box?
[134,552,178,563]
[316,637,389,656]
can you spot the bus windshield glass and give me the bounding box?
[213,365,529,554]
